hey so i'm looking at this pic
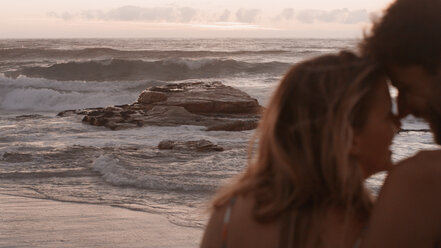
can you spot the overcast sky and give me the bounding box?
[1,0,394,38]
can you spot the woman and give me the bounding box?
[200,51,400,248]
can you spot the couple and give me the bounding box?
[201,0,441,247]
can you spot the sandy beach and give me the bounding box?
[0,38,436,248]
[0,191,203,248]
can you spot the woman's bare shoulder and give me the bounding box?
[199,194,258,248]
[200,203,228,248]
[200,194,279,248]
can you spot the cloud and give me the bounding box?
[47,11,76,21]
[81,10,104,20]
[296,10,317,24]
[48,6,264,24]
[316,9,346,22]
[46,6,368,25]
[106,6,143,21]
[235,9,262,23]
[277,8,295,20]
[48,6,200,23]
[179,7,198,23]
[105,6,197,22]
[217,10,231,22]
[343,9,369,24]
[296,8,369,24]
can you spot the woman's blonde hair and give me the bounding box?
[212,51,382,247]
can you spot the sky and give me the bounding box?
[1,0,394,38]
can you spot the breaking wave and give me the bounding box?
[92,154,214,193]
[0,75,164,111]
[5,58,292,82]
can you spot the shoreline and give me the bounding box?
[0,192,203,248]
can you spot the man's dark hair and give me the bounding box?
[361,0,441,74]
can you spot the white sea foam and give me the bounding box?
[92,155,137,186]
[4,58,290,82]
[0,75,159,111]
[172,58,216,70]
[92,154,213,192]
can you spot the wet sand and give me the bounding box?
[0,192,202,248]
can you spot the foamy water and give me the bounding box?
[0,39,438,229]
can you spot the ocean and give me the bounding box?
[0,38,437,230]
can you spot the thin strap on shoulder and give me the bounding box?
[221,197,237,248]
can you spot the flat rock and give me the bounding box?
[58,81,262,131]
[158,139,224,152]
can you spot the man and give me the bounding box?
[359,0,441,247]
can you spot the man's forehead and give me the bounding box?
[386,66,413,86]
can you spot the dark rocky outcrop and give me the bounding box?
[58,81,263,131]
[158,139,224,152]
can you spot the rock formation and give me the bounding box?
[158,139,224,152]
[58,81,263,131]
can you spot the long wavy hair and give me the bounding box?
[212,51,382,247]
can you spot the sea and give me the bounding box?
[0,38,438,230]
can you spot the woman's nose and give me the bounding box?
[397,94,411,118]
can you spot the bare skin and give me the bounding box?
[200,195,280,248]
[360,66,441,247]
[360,150,441,248]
